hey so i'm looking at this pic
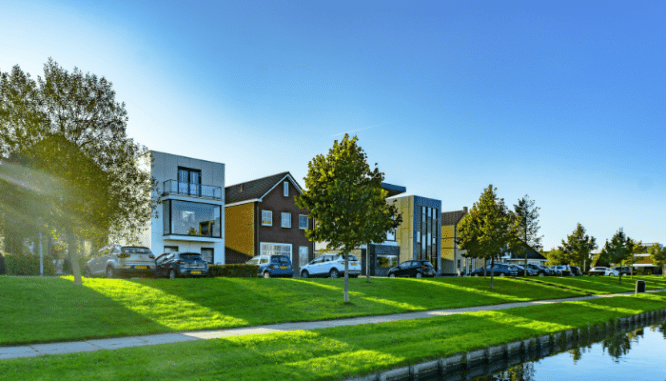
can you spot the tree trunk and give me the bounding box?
[483,258,487,278]
[66,227,83,286]
[524,253,528,277]
[365,247,370,282]
[344,251,349,302]
[490,256,495,290]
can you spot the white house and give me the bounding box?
[142,151,225,264]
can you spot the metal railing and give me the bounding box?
[163,180,222,200]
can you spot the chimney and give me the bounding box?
[462,206,468,214]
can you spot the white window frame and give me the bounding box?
[281,212,291,228]
[298,246,309,267]
[262,210,272,226]
[299,214,308,230]
[260,242,293,263]
[283,181,289,197]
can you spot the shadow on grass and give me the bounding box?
[0,276,168,346]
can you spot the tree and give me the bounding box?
[295,134,402,302]
[595,240,613,267]
[544,248,565,266]
[605,228,635,285]
[625,239,645,278]
[0,59,156,285]
[648,243,666,278]
[513,195,542,276]
[559,223,597,272]
[457,185,518,290]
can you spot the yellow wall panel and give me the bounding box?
[225,203,255,256]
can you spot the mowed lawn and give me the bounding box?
[514,275,666,295]
[2,293,665,381]
[0,275,584,346]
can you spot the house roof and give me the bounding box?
[381,182,406,197]
[225,172,303,204]
[441,210,467,226]
[507,244,547,261]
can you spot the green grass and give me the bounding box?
[514,275,666,294]
[2,292,665,381]
[0,275,585,346]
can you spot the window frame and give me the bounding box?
[281,212,292,228]
[299,214,308,230]
[262,210,273,226]
[163,199,222,238]
[283,181,289,197]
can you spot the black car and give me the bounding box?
[526,264,551,276]
[612,266,631,276]
[387,260,436,278]
[570,266,582,276]
[155,252,209,279]
[471,264,518,277]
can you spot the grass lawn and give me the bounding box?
[0,275,585,346]
[2,293,665,381]
[514,275,666,295]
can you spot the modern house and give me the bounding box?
[632,243,664,275]
[360,191,443,276]
[224,172,314,275]
[441,207,483,276]
[143,151,225,263]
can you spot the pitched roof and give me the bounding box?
[441,210,467,226]
[507,242,547,260]
[225,172,302,204]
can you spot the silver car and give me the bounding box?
[300,253,362,278]
[85,245,156,278]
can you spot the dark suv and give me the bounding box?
[471,264,518,277]
[155,252,209,279]
[387,260,436,278]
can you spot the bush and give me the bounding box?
[208,264,259,278]
[0,253,5,275]
[4,252,56,276]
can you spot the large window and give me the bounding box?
[178,167,201,196]
[261,243,292,262]
[377,254,398,268]
[299,215,308,230]
[281,212,291,228]
[163,200,221,237]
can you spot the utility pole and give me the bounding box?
[39,232,44,276]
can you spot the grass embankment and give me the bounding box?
[2,293,665,381]
[0,276,583,346]
[514,275,666,295]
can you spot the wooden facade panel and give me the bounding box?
[225,203,255,256]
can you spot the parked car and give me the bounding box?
[588,266,619,276]
[526,264,551,276]
[551,265,572,276]
[612,266,632,276]
[246,255,294,278]
[300,253,361,278]
[570,266,582,276]
[85,245,156,278]
[470,264,518,277]
[387,260,436,278]
[155,252,209,279]
[513,264,537,276]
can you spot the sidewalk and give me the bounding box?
[1,289,663,360]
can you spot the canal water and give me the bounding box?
[421,318,666,381]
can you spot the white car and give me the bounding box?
[300,253,362,278]
[589,266,619,276]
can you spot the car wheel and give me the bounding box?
[301,271,309,278]
[169,269,177,279]
[609,273,615,277]
[415,272,423,279]
[106,266,115,279]
[389,273,396,278]
[263,271,271,279]
[329,268,340,278]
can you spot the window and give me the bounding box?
[281,212,291,228]
[299,215,308,230]
[201,248,214,264]
[377,254,398,268]
[260,243,292,262]
[178,167,201,196]
[299,246,309,267]
[422,206,426,221]
[163,200,221,237]
[283,181,289,197]
[262,210,272,226]
[416,231,420,243]
[386,228,396,241]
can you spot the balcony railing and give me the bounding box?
[163,180,222,200]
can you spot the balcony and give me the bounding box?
[163,180,222,200]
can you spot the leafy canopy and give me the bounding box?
[559,223,597,270]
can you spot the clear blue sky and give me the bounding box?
[2,1,664,250]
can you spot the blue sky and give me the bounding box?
[1,0,664,250]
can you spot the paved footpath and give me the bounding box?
[1,289,664,360]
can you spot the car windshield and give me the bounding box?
[259,257,270,264]
[278,255,290,263]
[247,257,260,265]
[121,247,152,255]
[179,253,203,260]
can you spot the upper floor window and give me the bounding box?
[283,181,289,197]
[282,212,291,228]
[178,167,201,196]
[262,210,272,226]
[299,215,308,230]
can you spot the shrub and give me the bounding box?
[4,252,56,276]
[208,264,259,278]
[0,252,5,275]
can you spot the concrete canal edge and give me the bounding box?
[344,307,666,381]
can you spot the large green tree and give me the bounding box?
[0,59,156,285]
[457,185,518,289]
[295,134,402,302]
[605,228,635,285]
[559,223,597,272]
[648,243,666,278]
[513,195,542,276]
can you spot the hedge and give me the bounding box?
[208,264,259,278]
[3,252,56,276]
